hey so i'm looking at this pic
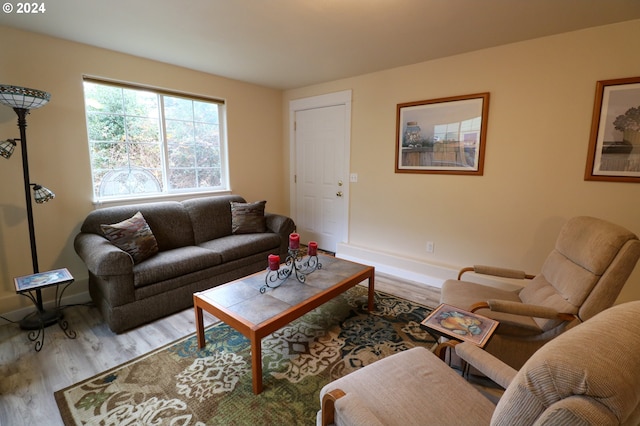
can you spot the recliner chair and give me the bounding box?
[318,300,640,425]
[440,216,640,369]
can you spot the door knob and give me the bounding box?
[336,191,343,197]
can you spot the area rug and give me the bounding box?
[55,286,434,425]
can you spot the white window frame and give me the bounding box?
[82,77,230,204]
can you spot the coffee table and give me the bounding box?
[193,254,375,394]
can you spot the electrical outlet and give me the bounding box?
[426,241,434,253]
[350,173,358,183]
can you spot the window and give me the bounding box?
[82,78,228,201]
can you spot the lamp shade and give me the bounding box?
[0,139,16,159]
[0,85,51,110]
[31,184,55,203]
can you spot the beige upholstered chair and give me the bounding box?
[318,301,640,425]
[440,216,640,369]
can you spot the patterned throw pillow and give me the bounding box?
[100,212,159,264]
[231,200,267,234]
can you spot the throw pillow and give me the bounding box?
[231,200,267,234]
[100,212,159,264]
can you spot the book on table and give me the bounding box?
[421,303,499,348]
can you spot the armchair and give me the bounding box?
[440,216,640,369]
[318,300,640,425]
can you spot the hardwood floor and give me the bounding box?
[0,273,440,425]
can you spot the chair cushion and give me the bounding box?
[441,280,541,335]
[318,347,495,425]
[101,212,159,264]
[555,216,637,276]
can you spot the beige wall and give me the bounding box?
[3,19,640,318]
[284,19,640,303]
[0,26,284,315]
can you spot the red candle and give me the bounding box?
[289,233,300,250]
[308,241,318,256]
[268,254,280,271]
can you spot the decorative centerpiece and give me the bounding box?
[261,233,322,293]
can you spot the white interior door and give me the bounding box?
[290,91,351,253]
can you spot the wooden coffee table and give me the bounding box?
[193,254,375,394]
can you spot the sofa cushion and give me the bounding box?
[182,195,246,244]
[83,201,195,250]
[133,246,223,287]
[101,212,159,264]
[199,233,281,263]
[231,200,267,234]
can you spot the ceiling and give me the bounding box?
[2,0,640,90]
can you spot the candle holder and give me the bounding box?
[261,248,322,293]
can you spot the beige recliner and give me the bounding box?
[440,216,640,369]
[318,300,640,425]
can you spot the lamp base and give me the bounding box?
[19,309,61,330]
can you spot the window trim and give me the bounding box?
[82,76,230,203]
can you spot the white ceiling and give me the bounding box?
[2,0,640,90]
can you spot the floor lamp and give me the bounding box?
[0,84,57,330]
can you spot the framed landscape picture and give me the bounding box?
[420,303,498,348]
[395,93,490,175]
[585,76,640,182]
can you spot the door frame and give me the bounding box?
[289,90,352,250]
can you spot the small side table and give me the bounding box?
[420,303,499,361]
[14,268,77,351]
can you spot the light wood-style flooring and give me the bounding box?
[0,273,440,425]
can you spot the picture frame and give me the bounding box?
[585,76,640,182]
[14,268,74,293]
[395,93,490,175]
[420,303,498,348]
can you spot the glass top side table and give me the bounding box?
[14,267,77,351]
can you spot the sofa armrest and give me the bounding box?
[320,389,385,426]
[265,213,296,256]
[265,213,295,234]
[455,342,517,389]
[74,233,134,276]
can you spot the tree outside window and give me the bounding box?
[83,79,228,201]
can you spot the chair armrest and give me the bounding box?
[458,265,535,280]
[471,300,577,321]
[455,342,518,389]
[320,389,385,426]
[321,389,345,426]
[74,233,133,276]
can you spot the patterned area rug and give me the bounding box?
[55,286,434,425]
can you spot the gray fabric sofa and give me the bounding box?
[74,195,295,333]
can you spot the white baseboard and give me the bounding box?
[1,291,91,324]
[335,243,525,292]
[336,243,459,289]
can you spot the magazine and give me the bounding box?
[14,268,74,293]
[421,303,499,348]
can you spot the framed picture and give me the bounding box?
[14,268,74,293]
[420,303,498,348]
[395,93,490,175]
[585,77,640,182]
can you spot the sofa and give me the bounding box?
[74,195,295,333]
